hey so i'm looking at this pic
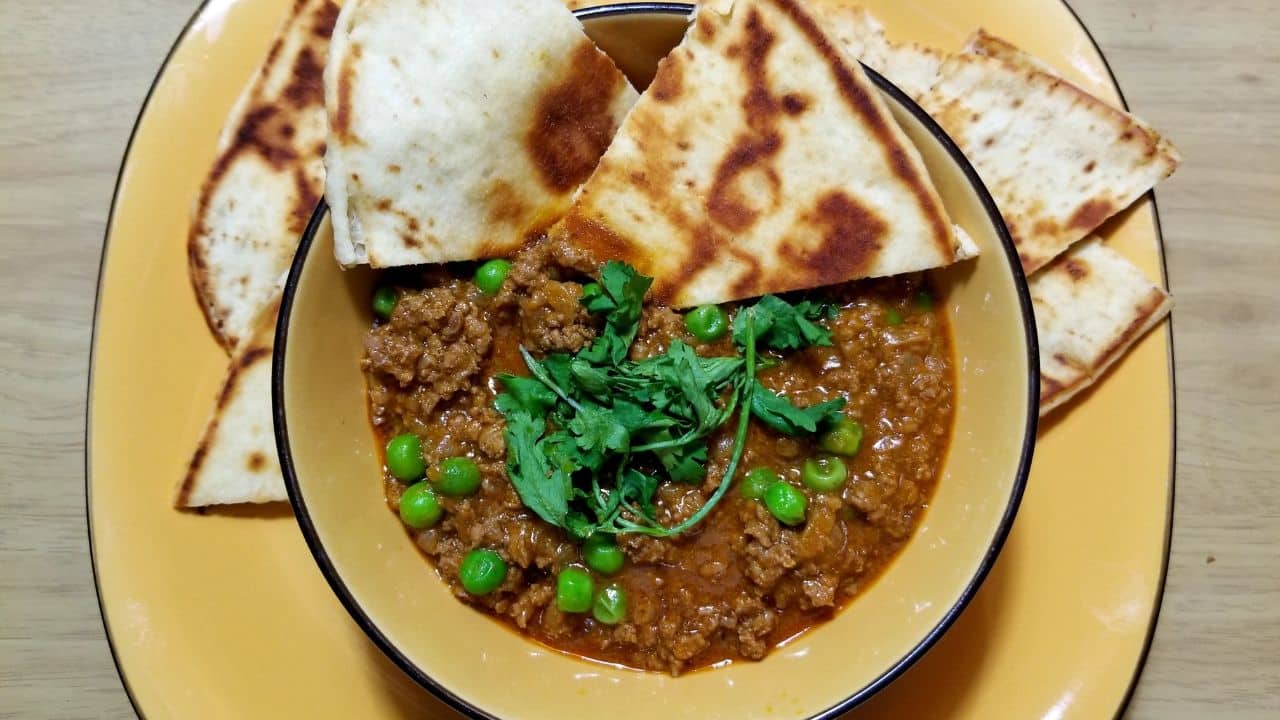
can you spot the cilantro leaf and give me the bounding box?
[617,469,660,522]
[733,295,837,351]
[501,409,571,527]
[569,359,611,398]
[580,261,652,365]
[495,374,556,415]
[656,441,708,484]
[749,381,846,435]
[568,404,632,456]
[564,511,596,541]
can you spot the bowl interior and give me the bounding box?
[277,8,1035,720]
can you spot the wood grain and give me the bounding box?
[0,1,1275,718]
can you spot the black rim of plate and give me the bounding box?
[85,2,1174,719]
[274,5,1038,719]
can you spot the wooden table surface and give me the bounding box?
[1,0,1276,717]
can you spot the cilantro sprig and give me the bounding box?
[494,262,845,538]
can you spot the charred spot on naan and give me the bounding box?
[778,191,888,286]
[284,47,326,108]
[332,42,362,144]
[1067,198,1115,231]
[176,440,211,508]
[1062,258,1090,281]
[650,51,685,102]
[1051,352,1088,372]
[290,167,321,233]
[526,42,627,193]
[781,93,810,114]
[311,0,338,38]
[707,132,783,232]
[695,7,720,40]
[735,7,780,120]
[485,179,532,226]
[247,451,268,472]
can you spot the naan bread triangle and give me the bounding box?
[175,299,284,507]
[1031,237,1172,414]
[558,0,972,308]
[189,0,337,351]
[324,0,638,268]
[919,52,1180,274]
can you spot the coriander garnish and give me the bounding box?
[493,262,845,537]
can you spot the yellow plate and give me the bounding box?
[89,0,1173,717]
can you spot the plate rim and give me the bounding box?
[84,1,1176,718]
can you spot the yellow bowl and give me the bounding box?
[275,5,1037,718]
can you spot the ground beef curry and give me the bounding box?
[364,237,954,675]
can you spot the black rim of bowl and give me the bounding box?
[273,4,1039,719]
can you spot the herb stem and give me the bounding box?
[656,313,757,537]
[632,430,700,453]
[519,346,583,413]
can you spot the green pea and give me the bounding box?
[556,566,595,613]
[819,415,863,457]
[916,290,935,311]
[741,467,780,500]
[474,259,511,295]
[459,548,507,595]
[385,433,425,481]
[684,305,729,342]
[433,456,481,497]
[886,308,904,326]
[764,481,807,526]
[802,456,848,492]
[398,482,442,529]
[592,583,627,625]
[583,534,625,575]
[372,286,397,320]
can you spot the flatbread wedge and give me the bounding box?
[1031,237,1172,415]
[324,0,638,268]
[919,51,1181,274]
[176,299,284,507]
[189,0,337,351]
[558,0,973,308]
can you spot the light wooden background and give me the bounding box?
[1,0,1276,718]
